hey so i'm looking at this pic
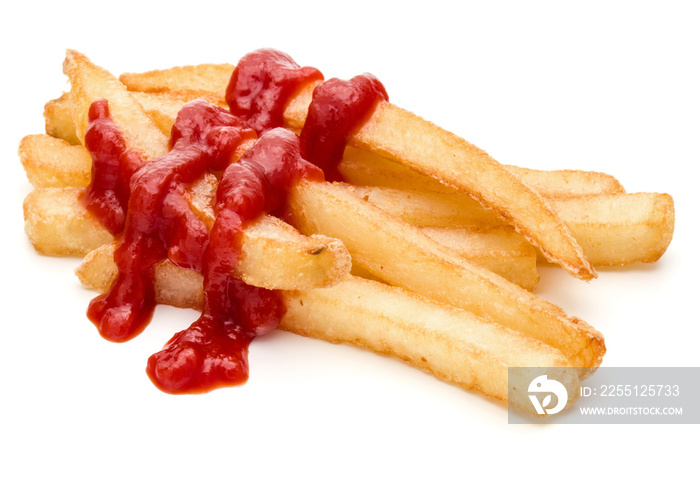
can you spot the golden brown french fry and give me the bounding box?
[420,226,538,291]
[350,185,675,267]
[287,179,605,374]
[119,63,235,100]
[43,87,223,151]
[130,90,228,137]
[77,242,206,310]
[349,232,537,291]
[23,187,113,256]
[44,92,81,145]
[29,186,351,290]
[130,91,191,137]
[351,184,502,226]
[512,165,625,198]
[338,146,626,198]
[552,192,675,266]
[76,214,350,292]
[63,50,169,159]
[43,90,187,143]
[281,276,579,413]
[236,216,351,289]
[19,134,92,188]
[284,83,595,280]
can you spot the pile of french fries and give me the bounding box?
[20,50,674,413]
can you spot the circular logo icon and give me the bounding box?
[528,375,569,415]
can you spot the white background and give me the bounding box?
[2,1,698,480]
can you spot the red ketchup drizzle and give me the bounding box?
[82,99,145,234]
[226,48,388,181]
[83,49,389,395]
[87,100,256,343]
[147,128,323,393]
[225,48,323,135]
[300,74,388,181]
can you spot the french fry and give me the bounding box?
[77,214,350,292]
[44,90,191,143]
[283,83,596,280]
[287,179,605,374]
[338,146,626,198]
[350,185,675,267]
[130,91,192,137]
[420,226,539,291]
[349,229,537,290]
[119,63,235,100]
[19,134,92,188]
[552,192,675,266]
[23,187,113,256]
[350,184,501,227]
[130,90,228,137]
[63,49,169,159]
[44,92,81,145]
[512,166,625,198]
[281,276,579,413]
[76,242,205,310]
[43,87,224,150]
[29,186,352,290]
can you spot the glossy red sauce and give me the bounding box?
[300,74,388,181]
[226,48,323,135]
[84,49,387,394]
[227,49,387,181]
[87,100,256,344]
[147,129,323,393]
[82,99,144,234]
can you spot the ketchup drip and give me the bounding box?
[147,128,323,393]
[226,48,323,135]
[82,99,145,235]
[87,100,256,342]
[300,74,388,181]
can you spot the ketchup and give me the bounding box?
[147,129,323,393]
[226,48,323,135]
[300,74,388,181]
[83,48,388,394]
[227,49,388,181]
[87,100,256,343]
[82,99,144,235]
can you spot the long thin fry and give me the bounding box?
[19,134,92,188]
[119,63,235,99]
[350,185,675,267]
[281,276,579,413]
[338,146,626,198]
[420,226,538,290]
[63,50,169,159]
[23,187,113,256]
[29,186,351,290]
[44,93,81,145]
[287,179,605,374]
